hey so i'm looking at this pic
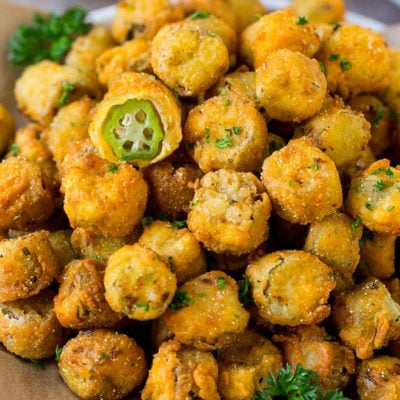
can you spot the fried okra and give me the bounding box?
[61,152,148,238]
[256,49,327,122]
[187,169,272,255]
[58,329,147,400]
[381,48,400,117]
[239,7,321,69]
[111,0,184,43]
[14,60,101,126]
[184,91,267,173]
[217,329,283,399]
[356,355,400,400]
[345,159,400,235]
[0,231,59,302]
[47,230,76,274]
[54,259,124,329]
[226,0,267,32]
[331,278,400,360]
[96,38,152,87]
[141,339,220,400]
[138,220,206,284]
[273,325,355,391]
[261,136,343,224]
[246,250,336,326]
[0,103,15,156]
[316,24,390,99]
[0,289,66,360]
[89,72,182,167]
[0,157,55,231]
[104,243,177,320]
[163,270,249,350]
[292,0,346,24]
[303,211,362,292]
[151,20,229,97]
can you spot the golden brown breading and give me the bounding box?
[292,0,346,23]
[381,48,400,117]
[0,289,67,360]
[58,329,147,400]
[261,136,343,224]
[104,243,177,320]
[163,270,249,350]
[331,278,400,360]
[226,0,267,32]
[48,230,76,276]
[141,339,220,400]
[187,169,271,255]
[0,103,15,156]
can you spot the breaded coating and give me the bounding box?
[187,169,272,255]
[239,7,321,69]
[54,259,124,329]
[96,38,152,87]
[0,103,15,156]
[0,231,59,302]
[331,278,400,359]
[256,49,327,122]
[217,329,283,399]
[292,0,346,24]
[303,211,362,292]
[138,220,207,284]
[111,0,184,43]
[295,96,371,172]
[58,329,147,400]
[89,72,182,167]
[226,0,267,32]
[0,157,55,231]
[345,159,400,235]
[273,325,355,391]
[141,339,220,400]
[14,60,101,126]
[0,289,66,360]
[163,270,249,350]
[184,91,267,173]
[245,250,336,326]
[261,136,343,224]
[381,48,400,117]
[356,355,400,400]
[48,230,76,275]
[65,26,116,75]
[151,20,229,97]
[316,24,390,99]
[61,152,148,238]
[104,243,177,320]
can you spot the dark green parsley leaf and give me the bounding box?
[372,167,394,178]
[351,216,362,231]
[168,256,174,271]
[319,61,326,74]
[135,302,150,311]
[205,127,211,143]
[215,135,233,149]
[108,164,119,173]
[169,290,194,311]
[329,53,340,61]
[55,345,62,362]
[296,16,308,25]
[371,107,385,128]
[58,82,75,107]
[189,199,199,208]
[169,220,187,229]
[189,10,210,19]
[216,276,227,289]
[9,143,19,155]
[374,179,385,191]
[141,216,154,226]
[31,359,45,370]
[339,58,352,71]
[238,275,252,305]
[223,99,231,106]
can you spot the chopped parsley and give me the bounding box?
[169,220,187,229]
[372,167,394,178]
[205,127,211,143]
[58,82,75,107]
[223,99,231,106]
[168,256,174,271]
[189,10,210,19]
[387,205,395,212]
[374,179,385,191]
[329,53,340,61]
[371,108,385,128]
[215,135,233,148]
[55,345,62,362]
[108,164,118,173]
[296,16,308,25]
[365,202,373,210]
[216,276,227,289]
[339,58,352,71]
[141,216,154,226]
[135,302,150,312]
[169,290,194,311]
[189,199,199,208]
[9,143,19,155]
[351,216,362,231]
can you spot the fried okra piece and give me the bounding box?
[0,289,66,360]
[0,103,15,156]
[381,48,400,116]
[138,220,206,284]
[151,21,229,97]
[217,329,283,400]
[356,355,400,399]
[96,39,152,88]
[54,259,124,329]
[303,211,362,292]
[111,0,184,43]
[226,0,267,32]
[0,231,60,302]
[345,159,400,235]
[141,339,220,400]
[261,136,343,224]
[332,278,400,360]
[48,230,76,275]
[184,91,267,173]
[65,26,116,75]
[256,49,327,122]
[61,152,148,238]
[295,95,371,173]
[89,72,182,167]
[14,60,101,126]
[316,24,390,99]
[187,169,272,255]
[246,250,336,326]
[163,270,249,350]
[0,157,55,231]
[272,325,355,391]
[58,329,147,400]
[104,243,177,320]
[239,7,321,69]
[292,0,346,23]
